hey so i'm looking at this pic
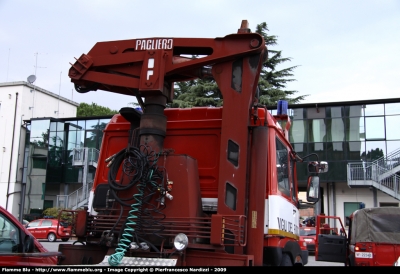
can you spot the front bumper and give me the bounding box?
[301,250,309,265]
[307,244,315,252]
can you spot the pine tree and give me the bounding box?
[255,22,307,105]
[170,22,307,108]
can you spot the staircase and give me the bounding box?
[56,147,99,209]
[347,148,400,200]
[71,147,99,168]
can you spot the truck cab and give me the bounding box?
[0,206,59,266]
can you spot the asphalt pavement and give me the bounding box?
[39,240,345,267]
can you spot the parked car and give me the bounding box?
[22,219,29,227]
[26,218,71,242]
[300,226,316,253]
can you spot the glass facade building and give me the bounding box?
[270,99,400,189]
[22,116,112,217]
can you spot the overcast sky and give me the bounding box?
[1,0,399,111]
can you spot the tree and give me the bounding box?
[77,102,118,117]
[169,79,222,108]
[255,22,307,105]
[361,148,384,162]
[170,22,307,108]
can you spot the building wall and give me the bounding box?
[321,182,399,228]
[0,82,78,217]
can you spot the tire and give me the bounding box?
[280,253,293,266]
[47,233,57,242]
[61,238,69,242]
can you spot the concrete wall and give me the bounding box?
[322,181,399,228]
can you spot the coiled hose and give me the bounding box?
[107,145,165,266]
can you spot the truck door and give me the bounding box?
[315,215,347,263]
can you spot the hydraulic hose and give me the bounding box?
[107,145,165,266]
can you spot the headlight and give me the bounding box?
[174,233,188,251]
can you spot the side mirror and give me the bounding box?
[308,161,328,173]
[306,176,320,203]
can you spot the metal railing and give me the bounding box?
[56,181,93,210]
[72,147,99,168]
[347,161,400,200]
[372,147,400,172]
[68,181,93,209]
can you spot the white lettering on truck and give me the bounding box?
[135,39,173,50]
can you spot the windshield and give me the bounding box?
[300,228,316,236]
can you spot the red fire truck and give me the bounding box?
[2,20,327,267]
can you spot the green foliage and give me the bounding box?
[31,131,49,148]
[362,148,384,161]
[42,207,71,220]
[170,22,307,108]
[168,79,222,108]
[77,102,119,117]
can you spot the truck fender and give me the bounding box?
[263,240,303,266]
[282,240,303,266]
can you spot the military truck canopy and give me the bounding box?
[350,207,400,245]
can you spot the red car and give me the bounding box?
[299,237,309,265]
[300,226,316,253]
[26,218,71,242]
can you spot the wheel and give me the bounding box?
[47,233,57,242]
[61,238,69,242]
[280,253,293,266]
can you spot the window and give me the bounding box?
[290,120,307,143]
[41,220,52,227]
[386,116,400,140]
[290,157,297,202]
[227,140,239,167]
[386,103,400,115]
[326,118,345,142]
[345,117,364,141]
[27,220,40,228]
[308,119,326,142]
[365,117,385,140]
[364,104,384,116]
[300,227,316,236]
[225,182,237,210]
[344,202,361,226]
[276,137,290,197]
[0,213,20,253]
[379,202,399,207]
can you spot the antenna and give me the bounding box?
[27,74,37,118]
[33,52,47,77]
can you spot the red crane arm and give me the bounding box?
[68,22,266,102]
